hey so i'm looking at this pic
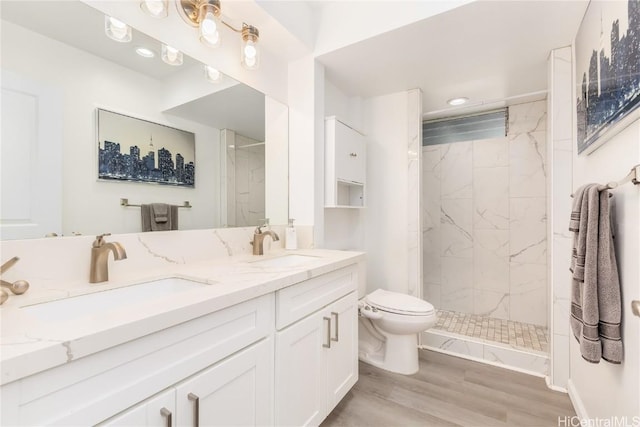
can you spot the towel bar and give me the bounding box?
[571,164,640,197]
[120,198,192,208]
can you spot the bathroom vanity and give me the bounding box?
[0,249,364,426]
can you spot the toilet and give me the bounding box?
[358,289,436,375]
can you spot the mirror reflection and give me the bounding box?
[0,1,287,240]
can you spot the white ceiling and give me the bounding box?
[315,0,589,118]
[0,0,265,140]
[2,0,591,123]
[166,83,266,142]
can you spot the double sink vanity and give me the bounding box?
[0,240,364,426]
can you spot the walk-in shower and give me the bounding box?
[421,101,549,374]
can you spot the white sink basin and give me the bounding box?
[250,254,319,268]
[22,277,207,322]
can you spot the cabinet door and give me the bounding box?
[100,389,175,427]
[326,292,359,412]
[175,338,272,427]
[275,310,328,427]
[334,121,365,184]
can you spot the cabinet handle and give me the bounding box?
[331,312,339,342]
[349,152,357,157]
[323,317,331,348]
[188,393,200,427]
[632,300,640,318]
[160,407,172,427]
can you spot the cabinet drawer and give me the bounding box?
[3,294,273,426]
[276,265,357,330]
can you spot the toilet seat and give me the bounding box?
[365,289,434,316]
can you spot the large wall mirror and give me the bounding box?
[0,1,288,240]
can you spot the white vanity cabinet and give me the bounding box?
[175,338,273,427]
[274,265,359,426]
[1,294,273,426]
[325,117,366,208]
[1,257,362,427]
[102,338,272,427]
[101,388,176,427]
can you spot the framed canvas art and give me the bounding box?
[575,0,640,154]
[97,108,196,187]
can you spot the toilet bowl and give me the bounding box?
[358,289,436,375]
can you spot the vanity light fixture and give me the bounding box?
[161,44,184,66]
[240,24,259,70]
[135,47,156,58]
[447,97,469,106]
[140,0,168,18]
[104,16,132,43]
[204,65,223,83]
[173,0,261,69]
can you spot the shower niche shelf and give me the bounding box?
[325,116,366,208]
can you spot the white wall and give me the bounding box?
[569,120,640,418]
[288,55,325,245]
[361,91,412,294]
[1,21,221,236]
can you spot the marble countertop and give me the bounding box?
[0,249,364,386]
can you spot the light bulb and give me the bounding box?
[136,47,155,58]
[140,0,167,17]
[199,10,220,47]
[240,24,259,70]
[162,44,183,66]
[105,16,132,43]
[204,65,222,83]
[447,97,469,106]
[244,40,257,59]
[244,55,256,68]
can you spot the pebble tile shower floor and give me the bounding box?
[433,310,549,353]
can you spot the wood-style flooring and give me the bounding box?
[321,350,576,427]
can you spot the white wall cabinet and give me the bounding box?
[274,265,359,426]
[325,117,366,208]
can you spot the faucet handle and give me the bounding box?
[0,256,20,274]
[93,233,112,247]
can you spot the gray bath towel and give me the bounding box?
[569,184,622,364]
[141,203,179,232]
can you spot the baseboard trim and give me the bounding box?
[545,376,568,393]
[567,378,589,419]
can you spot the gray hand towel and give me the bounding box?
[141,204,179,232]
[569,184,622,364]
[151,203,169,223]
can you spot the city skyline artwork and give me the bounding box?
[575,0,640,154]
[97,109,196,187]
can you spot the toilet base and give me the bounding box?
[359,332,420,375]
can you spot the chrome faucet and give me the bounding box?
[89,234,127,283]
[0,256,30,305]
[251,225,280,255]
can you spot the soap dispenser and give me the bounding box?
[285,218,297,250]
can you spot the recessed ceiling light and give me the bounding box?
[447,97,469,106]
[136,47,155,58]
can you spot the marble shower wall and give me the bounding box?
[223,130,266,227]
[422,100,548,327]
